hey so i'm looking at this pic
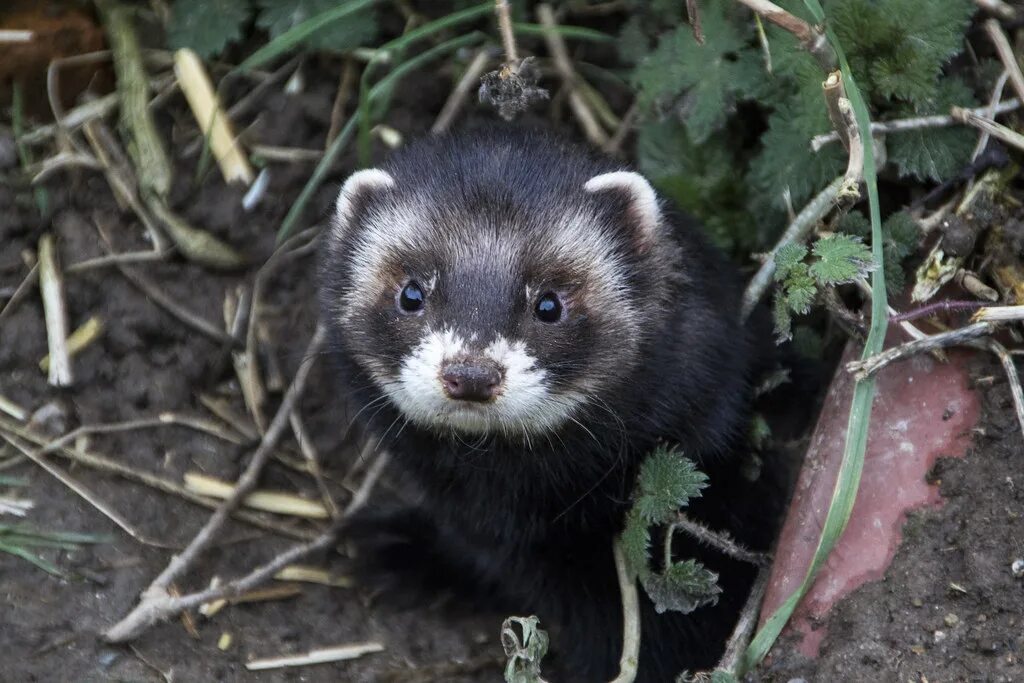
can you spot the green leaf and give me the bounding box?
[784,270,816,315]
[711,670,740,683]
[888,78,977,182]
[256,0,377,52]
[809,234,875,285]
[640,559,721,614]
[631,4,761,142]
[773,243,808,281]
[831,0,974,102]
[634,447,708,525]
[168,0,251,58]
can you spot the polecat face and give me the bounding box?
[320,135,674,438]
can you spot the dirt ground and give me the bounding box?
[1,52,1023,683]
[762,359,1024,683]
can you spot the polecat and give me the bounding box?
[319,125,782,682]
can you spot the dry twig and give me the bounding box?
[37,235,73,387]
[104,326,327,642]
[847,321,997,381]
[432,48,493,134]
[988,340,1024,441]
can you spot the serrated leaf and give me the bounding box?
[641,559,721,614]
[809,234,875,285]
[631,4,761,142]
[635,447,708,525]
[773,242,808,281]
[256,0,377,52]
[832,0,974,102]
[888,78,977,182]
[784,271,816,314]
[168,0,251,58]
[617,16,650,65]
[620,509,652,581]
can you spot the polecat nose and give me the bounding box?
[440,359,502,402]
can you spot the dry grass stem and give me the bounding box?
[30,152,103,183]
[245,642,385,671]
[183,472,330,520]
[198,393,260,442]
[326,58,358,147]
[38,235,73,387]
[39,316,102,373]
[174,48,254,186]
[975,0,1017,19]
[537,4,609,146]
[984,19,1024,105]
[274,564,352,587]
[733,0,833,69]
[988,340,1024,441]
[972,305,1024,322]
[0,263,40,327]
[65,249,172,274]
[289,410,340,519]
[951,106,1024,153]
[810,98,1022,151]
[432,48,493,134]
[715,567,770,676]
[250,144,323,162]
[495,0,519,64]
[847,321,997,380]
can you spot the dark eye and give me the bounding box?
[534,292,563,323]
[398,281,425,313]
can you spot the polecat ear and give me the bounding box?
[332,168,396,239]
[584,171,662,247]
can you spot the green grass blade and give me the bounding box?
[740,0,887,672]
[11,83,50,216]
[0,541,65,577]
[238,0,379,72]
[367,32,485,102]
[356,2,492,164]
[511,23,614,43]
[0,476,28,487]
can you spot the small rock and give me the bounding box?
[944,613,959,627]
[786,679,808,683]
[933,630,947,644]
[1011,558,1024,578]
[912,597,924,608]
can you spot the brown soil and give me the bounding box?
[760,361,1024,683]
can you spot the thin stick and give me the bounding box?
[846,321,996,381]
[38,415,246,455]
[495,0,519,63]
[608,538,640,683]
[674,514,769,565]
[740,176,846,320]
[432,48,492,134]
[604,101,638,156]
[38,235,73,387]
[810,98,1023,151]
[104,446,388,644]
[290,410,340,519]
[973,305,1024,323]
[65,249,171,274]
[104,326,326,642]
[0,263,39,327]
[984,19,1024,106]
[537,4,609,147]
[988,340,1024,441]
[733,0,833,69]
[952,106,1024,153]
[326,58,358,147]
[715,566,770,675]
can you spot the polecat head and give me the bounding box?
[320,129,680,438]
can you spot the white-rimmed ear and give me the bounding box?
[332,168,395,239]
[584,170,662,246]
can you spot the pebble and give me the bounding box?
[933,630,947,644]
[1012,557,1024,578]
[944,613,959,627]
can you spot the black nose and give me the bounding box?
[440,359,502,402]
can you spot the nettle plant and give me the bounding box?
[167,0,378,58]
[623,0,976,266]
[621,447,721,613]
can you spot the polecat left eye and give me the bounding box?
[534,292,563,323]
[398,281,425,313]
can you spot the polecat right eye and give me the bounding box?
[398,281,425,313]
